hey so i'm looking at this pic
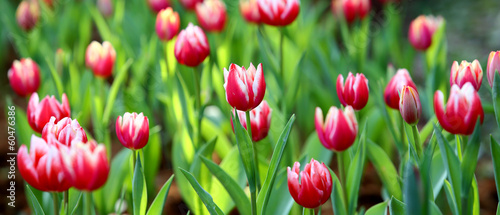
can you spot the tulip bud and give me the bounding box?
[18,135,71,192]
[8,58,41,97]
[196,0,227,32]
[487,51,500,88]
[240,0,261,24]
[147,0,171,12]
[28,93,71,133]
[231,100,272,142]
[98,0,113,17]
[399,86,421,125]
[60,141,110,191]
[155,7,180,41]
[450,60,483,91]
[85,41,116,78]
[174,23,210,67]
[257,0,300,26]
[331,0,371,23]
[336,72,369,110]
[116,112,150,150]
[384,68,417,109]
[224,63,266,111]
[16,0,40,31]
[408,15,443,51]
[434,83,484,135]
[180,0,203,10]
[42,117,88,147]
[287,158,332,208]
[315,106,358,151]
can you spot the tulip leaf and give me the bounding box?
[366,139,402,200]
[260,168,295,215]
[26,185,46,215]
[375,81,404,155]
[70,191,83,215]
[180,168,225,215]
[102,58,133,125]
[257,114,296,214]
[365,201,388,215]
[443,180,459,215]
[231,111,256,192]
[492,71,500,128]
[132,156,147,215]
[45,57,64,98]
[330,168,348,215]
[189,137,217,187]
[461,121,481,209]
[429,201,443,215]
[490,136,500,201]
[346,122,367,215]
[403,161,424,215]
[146,175,174,215]
[200,157,251,215]
[389,197,405,215]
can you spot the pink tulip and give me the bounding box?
[28,93,71,133]
[155,7,180,41]
[399,86,421,125]
[287,158,332,208]
[315,106,358,151]
[331,0,371,23]
[384,68,417,110]
[487,51,500,88]
[42,117,88,147]
[408,15,443,51]
[8,58,41,97]
[336,72,369,110]
[450,60,483,91]
[224,63,266,111]
[174,23,210,67]
[116,112,150,150]
[231,100,272,142]
[257,0,300,26]
[16,0,40,31]
[240,0,261,24]
[85,41,116,78]
[196,0,227,32]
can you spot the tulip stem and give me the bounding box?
[193,67,202,146]
[246,111,261,191]
[251,189,257,215]
[412,125,422,158]
[302,207,315,215]
[64,190,69,215]
[52,192,59,215]
[456,135,463,161]
[279,28,286,115]
[85,192,93,215]
[132,149,137,172]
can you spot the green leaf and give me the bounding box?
[492,71,500,128]
[346,123,367,215]
[45,57,64,98]
[180,168,225,215]
[366,139,402,200]
[389,197,405,215]
[330,168,347,215]
[70,191,83,215]
[461,121,481,205]
[231,111,256,193]
[302,132,333,165]
[429,201,443,215]
[257,115,296,214]
[26,185,46,215]
[132,157,147,215]
[403,162,424,215]
[260,168,295,215]
[491,136,500,201]
[443,180,458,215]
[102,58,133,125]
[189,137,217,186]
[146,175,174,215]
[365,201,388,215]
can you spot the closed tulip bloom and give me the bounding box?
[85,41,116,78]
[287,159,332,208]
[315,106,358,151]
[155,7,180,41]
[231,100,272,142]
[487,51,500,87]
[196,0,227,32]
[240,0,261,24]
[384,69,417,109]
[16,0,39,31]
[147,0,171,12]
[116,112,150,150]
[18,135,71,192]
[174,23,210,67]
[224,63,266,111]
[98,0,113,17]
[399,86,421,125]
[60,141,110,191]
[180,0,203,10]
[257,0,300,26]
[434,83,484,135]
[8,58,41,97]
[42,117,88,147]
[28,93,71,133]
[408,15,443,51]
[450,60,483,91]
[336,72,369,110]
[331,0,371,23]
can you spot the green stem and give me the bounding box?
[64,190,69,215]
[193,67,202,146]
[337,152,348,210]
[302,207,315,215]
[246,111,261,191]
[412,125,422,158]
[163,41,170,83]
[132,149,137,172]
[85,192,92,215]
[52,192,59,215]
[279,28,286,115]
[456,135,463,161]
[251,190,257,215]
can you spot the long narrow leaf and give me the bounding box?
[366,139,402,200]
[491,136,500,201]
[461,121,481,205]
[231,112,256,193]
[180,168,225,215]
[132,157,147,215]
[26,185,46,215]
[346,123,367,215]
[146,175,175,215]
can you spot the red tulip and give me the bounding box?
[196,0,227,32]
[384,68,417,109]
[147,0,171,12]
[315,106,358,151]
[257,0,300,26]
[399,86,421,125]
[287,158,332,208]
[42,117,88,147]
[8,58,41,97]
[60,141,110,191]
[450,60,483,91]
[85,41,116,78]
[231,100,272,142]
[174,23,210,67]
[116,112,150,150]
[434,83,484,135]
[16,0,39,31]
[18,135,71,192]
[331,0,371,23]
[224,63,266,111]
[336,72,369,110]
[179,0,203,10]
[408,15,443,51]
[98,0,113,17]
[487,51,500,87]
[28,93,71,133]
[155,7,180,41]
[240,0,261,24]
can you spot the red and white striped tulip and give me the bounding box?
[28,93,71,133]
[399,86,421,125]
[336,72,369,110]
[147,0,171,12]
[331,0,371,23]
[224,63,266,111]
[450,60,483,91]
[231,100,272,142]
[240,0,261,24]
[8,58,41,97]
[42,117,88,147]
[257,0,300,26]
[196,0,227,32]
[16,0,40,31]
[408,15,443,51]
[85,41,116,78]
[155,7,180,41]
[487,51,500,88]
[116,112,150,150]
[315,106,358,151]
[384,68,417,109]
[174,23,210,67]
[287,158,332,208]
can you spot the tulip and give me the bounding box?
[116,112,150,150]
[434,83,484,135]
[287,158,332,208]
[408,15,443,51]
[196,0,227,32]
[8,58,41,97]
[336,72,369,110]
[42,117,88,147]
[240,0,261,24]
[487,51,500,87]
[450,60,483,91]
[231,100,272,142]
[224,63,266,111]
[399,86,421,125]
[156,7,180,41]
[60,141,110,191]
[315,106,358,151]
[28,93,71,133]
[257,0,300,26]
[16,0,40,31]
[85,41,116,78]
[147,0,171,12]
[98,0,113,17]
[180,0,203,10]
[174,23,210,67]
[331,0,371,23]
[18,135,71,192]
[384,68,417,109]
